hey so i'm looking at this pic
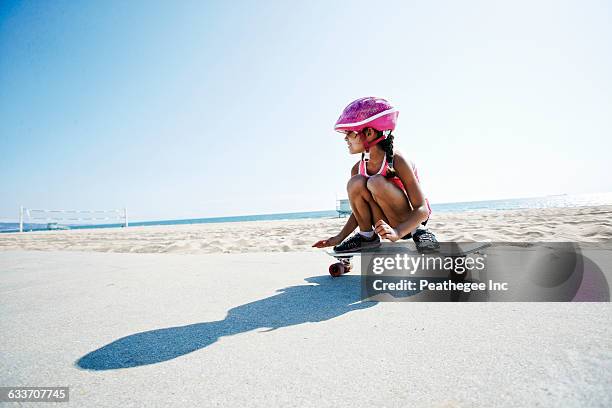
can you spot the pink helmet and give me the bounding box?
[334,97,399,133]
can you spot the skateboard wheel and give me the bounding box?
[329,262,345,277]
[329,261,351,277]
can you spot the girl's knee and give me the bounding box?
[366,174,387,195]
[347,175,368,196]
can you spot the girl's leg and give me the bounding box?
[365,175,414,229]
[347,175,387,231]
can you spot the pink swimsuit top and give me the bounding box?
[358,154,432,216]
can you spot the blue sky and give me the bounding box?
[1,0,611,221]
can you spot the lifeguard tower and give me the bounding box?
[336,198,352,217]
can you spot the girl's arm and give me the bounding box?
[312,213,358,248]
[312,162,360,248]
[336,212,358,241]
[376,153,429,240]
[336,162,360,239]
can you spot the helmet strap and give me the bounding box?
[361,131,387,148]
[360,131,387,162]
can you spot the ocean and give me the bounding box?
[2,192,612,233]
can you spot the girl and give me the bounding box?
[312,97,439,253]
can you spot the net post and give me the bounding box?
[19,206,24,232]
[123,207,128,227]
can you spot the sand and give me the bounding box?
[1,205,611,254]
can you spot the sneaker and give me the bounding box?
[413,228,440,252]
[334,233,380,253]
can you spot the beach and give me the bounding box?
[2,205,612,254]
[3,0,611,404]
[1,205,611,406]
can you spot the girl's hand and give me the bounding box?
[375,220,401,242]
[312,235,342,248]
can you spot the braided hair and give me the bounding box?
[376,130,397,179]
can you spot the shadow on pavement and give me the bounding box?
[76,275,376,370]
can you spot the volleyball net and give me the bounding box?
[19,206,128,232]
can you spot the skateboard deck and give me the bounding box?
[325,242,490,278]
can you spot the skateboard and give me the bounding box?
[325,242,491,278]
